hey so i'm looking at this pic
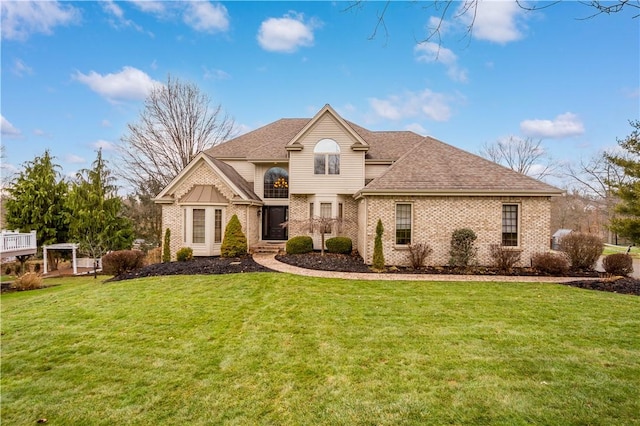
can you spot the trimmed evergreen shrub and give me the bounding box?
[489,244,522,273]
[221,214,248,258]
[102,250,146,276]
[162,228,171,262]
[286,236,313,254]
[449,228,477,268]
[531,252,570,275]
[326,237,352,254]
[602,253,634,276]
[176,247,194,262]
[408,242,433,269]
[372,219,385,271]
[560,232,604,270]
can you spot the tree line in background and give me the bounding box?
[2,77,639,264]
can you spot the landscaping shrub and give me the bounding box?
[221,214,248,257]
[602,253,633,276]
[162,228,171,262]
[326,237,352,254]
[12,272,43,291]
[372,219,385,271]
[408,242,433,269]
[286,236,313,254]
[531,252,570,275]
[176,247,194,262]
[5,265,12,276]
[449,228,477,268]
[560,232,604,270]
[102,250,145,276]
[145,247,162,265]
[489,244,522,273]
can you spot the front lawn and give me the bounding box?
[603,243,640,257]
[2,274,639,425]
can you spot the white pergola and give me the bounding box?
[43,243,78,275]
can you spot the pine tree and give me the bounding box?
[606,120,640,244]
[162,228,171,262]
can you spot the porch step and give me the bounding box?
[251,242,286,254]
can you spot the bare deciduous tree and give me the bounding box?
[119,75,236,189]
[479,136,557,180]
[347,0,639,45]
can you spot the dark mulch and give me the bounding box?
[276,252,640,296]
[107,256,275,282]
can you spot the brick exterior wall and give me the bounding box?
[361,195,551,267]
[161,161,257,259]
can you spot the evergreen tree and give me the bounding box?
[67,149,134,273]
[4,150,69,251]
[221,214,247,257]
[162,228,171,262]
[606,120,640,244]
[372,219,385,271]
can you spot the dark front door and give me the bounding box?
[262,206,288,240]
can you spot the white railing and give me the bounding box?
[0,230,37,253]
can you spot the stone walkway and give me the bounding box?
[252,253,596,283]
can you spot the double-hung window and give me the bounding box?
[395,203,412,245]
[502,204,519,246]
[320,202,332,233]
[314,139,340,175]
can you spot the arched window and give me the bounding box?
[314,139,340,175]
[264,167,288,198]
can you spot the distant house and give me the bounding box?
[155,104,562,266]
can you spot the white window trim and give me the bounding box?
[394,202,413,247]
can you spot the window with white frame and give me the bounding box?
[313,139,340,175]
[192,209,206,244]
[395,203,412,245]
[502,204,519,246]
[320,202,332,233]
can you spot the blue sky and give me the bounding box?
[1,1,638,188]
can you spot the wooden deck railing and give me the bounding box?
[0,230,37,255]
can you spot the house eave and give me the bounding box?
[354,189,565,200]
[153,197,174,204]
[248,159,290,164]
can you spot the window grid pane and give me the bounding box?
[314,155,326,174]
[214,209,222,243]
[264,167,289,198]
[502,205,518,246]
[192,209,205,244]
[396,204,412,245]
[320,203,332,233]
[328,154,340,174]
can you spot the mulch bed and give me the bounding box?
[107,256,275,282]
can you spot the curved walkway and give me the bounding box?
[252,253,594,283]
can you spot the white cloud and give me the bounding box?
[369,89,456,122]
[1,1,80,41]
[183,2,229,33]
[520,112,585,138]
[102,0,124,19]
[92,140,116,151]
[460,0,526,43]
[1,115,22,139]
[203,67,231,80]
[414,41,468,83]
[13,59,34,77]
[257,12,319,53]
[405,123,428,135]
[130,1,167,15]
[65,154,85,164]
[74,66,161,102]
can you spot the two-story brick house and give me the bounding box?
[155,104,562,266]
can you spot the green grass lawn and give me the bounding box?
[603,243,640,257]
[2,274,639,425]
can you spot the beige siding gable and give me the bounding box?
[289,113,365,195]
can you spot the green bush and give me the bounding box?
[560,232,604,270]
[221,214,247,258]
[449,228,477,268]
[162,228,171,263]
[286,236,313,254]
[176,247,194,262]
[102,250,146,276]
[602,253,633,276]
[326,237,352,254]
[531,252,570,275]
[372,219,385,271]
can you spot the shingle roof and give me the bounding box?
[359,137,562,194]
[205,154,261,202]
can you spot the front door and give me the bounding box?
[262,206,288,240]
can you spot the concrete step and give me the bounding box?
[251,242,286,254]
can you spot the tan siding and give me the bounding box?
[289,114,365,195]
[220,160,255,183]
[365,164,391,181]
